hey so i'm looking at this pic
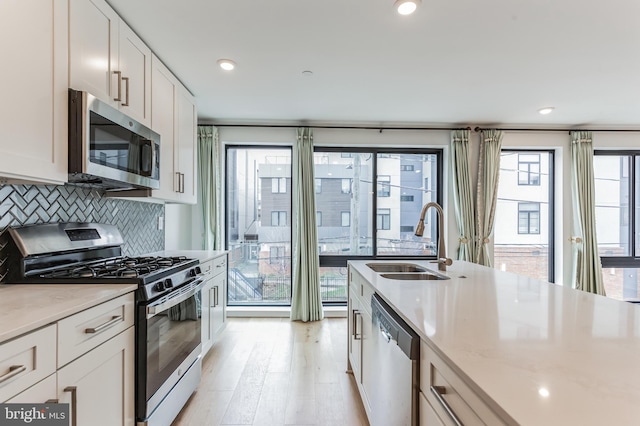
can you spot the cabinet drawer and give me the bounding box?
[57,293,134,367]
[200,255,227,277]
[0,324,56,402]
[421,342,506,426]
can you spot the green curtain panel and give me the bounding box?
[197,126,222,251]
[290,128,324,322]
[476,129,503,266]
[570,131,605,295]
[450,129,476,262]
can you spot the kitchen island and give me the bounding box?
[349,259,640,425]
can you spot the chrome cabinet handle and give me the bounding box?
[64,386,77,426]
[430,385,464,426]
[352,310,361,340]
[45,399,59,403]
[180,173,185,193]
[113,70,122,102]
[210,287,216,308]
[0,365,26,384]
[213,286,219,307]
[121,76,130,106]
[175,172,181,193]
[85,315,122,334]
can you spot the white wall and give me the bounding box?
[164,203,197,250]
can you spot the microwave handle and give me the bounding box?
[140,139,154,177]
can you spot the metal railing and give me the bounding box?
[227,273,347,304]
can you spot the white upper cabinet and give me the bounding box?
[151,55,197,204]
[69,0,151,127]
[0,0,68,184]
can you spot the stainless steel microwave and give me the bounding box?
[68,89,160,190]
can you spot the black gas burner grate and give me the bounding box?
[38,256,191,280]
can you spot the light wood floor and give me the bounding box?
[172,317,369,426]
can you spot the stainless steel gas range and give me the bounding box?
[6,222,204,426]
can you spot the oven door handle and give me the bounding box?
[146,277,205,319]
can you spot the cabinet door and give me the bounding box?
[57,328,134,426]
[211,273,227,339]
[176,87,197,204]
[359,307,373,416]
[348,288,362,382]
[69,0,118,106]
[0,0,68,184]
[201,278,213,355]
[151,55,179,201]
[118,23,151,126]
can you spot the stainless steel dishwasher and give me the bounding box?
[368,293,420,426]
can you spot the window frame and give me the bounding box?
[377,175,391,197]
[517,153,541,186]
[595,150,640,269]
[314,147,443,270]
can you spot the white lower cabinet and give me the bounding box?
[58,327,134,426]
[347,266,373,420]
[0,292,135,426]
[201,254,228,355]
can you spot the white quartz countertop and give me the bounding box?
[145,250,227,263]
[0,283,137,343]
[349,259,640,425]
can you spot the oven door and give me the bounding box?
[137,278,204,420]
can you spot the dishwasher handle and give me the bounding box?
[371,293,419,360]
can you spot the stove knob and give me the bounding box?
[189,268,197,277]
[154,281,165,292]
[164,278,173,288]
[195,266,202,275]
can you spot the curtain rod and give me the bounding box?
[211,123,640,133]
[212,124,471,132]
[473,126,640,134]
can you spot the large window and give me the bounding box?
[314,149,442,304]
[594,152,640,300]
[226,147,292,306]
[494,150,554,282]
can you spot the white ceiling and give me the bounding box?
[108,0,640,128]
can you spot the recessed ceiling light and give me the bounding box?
[217,59,236,71]
[302,70,313,76]
[395,0,421,15]
[538,107,555,115]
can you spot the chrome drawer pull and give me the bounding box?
[85,315,122,334]
[430,385,464,426]
[113,71,122,102]
[0,365,26,384]
[121,76,130,106]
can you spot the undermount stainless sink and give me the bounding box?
[380,272,450,281]
[366,263,428,273]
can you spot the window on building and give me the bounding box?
[341,211,350,227]
[593,152,640,301]
[495,150,554,282]
[341,179,351,194]
[518,203,540,234]
[401,195,414,202]
[400,225,414,233]
[377,209,391,230]
[317,211,322,227]
[378,175,391,197]
[400,164,414,171]
[315,178,322,194]
[269,246,285,265]
[271,177,287,193]
[226,146,292,307]
[341,153,353,158]
[271,211,287,226]
[518,154,541,185]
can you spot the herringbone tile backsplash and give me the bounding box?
[0,184,164,282]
